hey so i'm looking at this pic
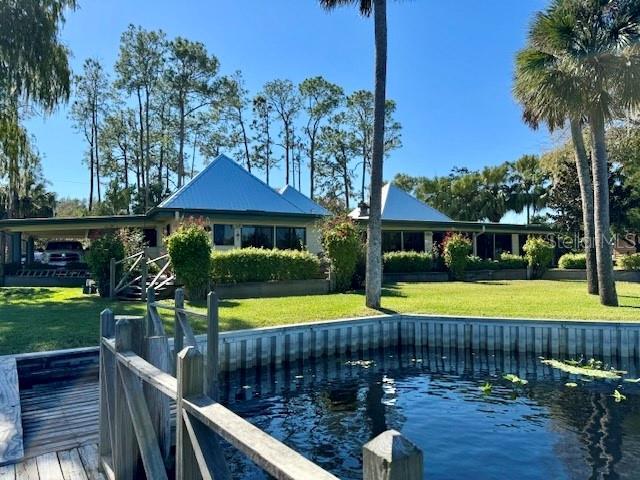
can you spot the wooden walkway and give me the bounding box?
[0,444,104,480]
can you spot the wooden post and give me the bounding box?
[176,347,204,480]
[99,309,115,462]
[114,319,140,480]
[141,248,149,301]
[363,430,423,480]
[145,336,172,464]
[109,258,116,299]
[206,291,220,400]
[174,288,185,364]
[146,288,156,336]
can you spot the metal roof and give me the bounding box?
[350,184,453,222]
[279,186,330,216]
[157,154,317,216]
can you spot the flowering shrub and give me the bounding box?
[443,233,472,280]
[523,236,554,279]
[321,216,361,292]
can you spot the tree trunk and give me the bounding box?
[238,108,251,172]
[365,0,387,309]
[309,135,316,199]
[284,122,290,185]
[89,144,94,212]
[589,112,618,306]
[178,99,186,188]
[136,88,145,202]
[144,89,151,210]
[570,118,598,295]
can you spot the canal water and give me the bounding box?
[219,346,640,479]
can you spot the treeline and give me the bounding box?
[393,154,550,223]
[70,24,402,216]
[393,119,640,234]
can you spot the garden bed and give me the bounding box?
[544,269,640,282]
[213,278,331,299]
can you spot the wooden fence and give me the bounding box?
[109,249,174,300]
[98,288,423,479]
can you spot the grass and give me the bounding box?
[1,280,640,355]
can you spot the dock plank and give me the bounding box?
[0,358,23,465]
[0,465,15,480]
[57,450,88,480]
[14,458,38,480]
[35,453,64,480]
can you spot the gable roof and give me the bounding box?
[350,183,452,222]
[157,154,319,216]
[279,186,330,216]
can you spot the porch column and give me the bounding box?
[9,232,22,263]
[472,233,478,256]
[234,224,242,249]
[425,231,433,253]
[0,232,6,265]
[511,234,520,256]
[26,236,35,264]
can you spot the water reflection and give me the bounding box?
[219,346,640,480]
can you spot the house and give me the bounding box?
[349,183,553,259]
[0,154,553,270]
[0,155,328,266]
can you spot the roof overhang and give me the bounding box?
[150,207,325,222]
[0,215,154,234]
[353,217,554,235]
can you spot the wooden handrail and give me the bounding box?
[183,394,339,480]
[146,253,169,265]
[150,302,208,319]
[114,251,144,265]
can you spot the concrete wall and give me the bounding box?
[544,269,640,282]
[214,279,330,299]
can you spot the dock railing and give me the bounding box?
[98,288,423,480]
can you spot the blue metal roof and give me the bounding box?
[158,154,315,216]
[350,184,452,222]
[279,186,330,216]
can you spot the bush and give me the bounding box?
[321,216,361,292]
[497,253,527,269]
[383,251,434,273]
[166,223,212,300]
[86,234,125,297]
[523,236,554,279]
[558,252,587,270]
[443,233,472,280]
[618,253,640,271]
[466,256,500,271]
[211,248,321,283]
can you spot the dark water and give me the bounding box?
[218,347,640,480]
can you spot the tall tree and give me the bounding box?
[508,155,549,224]
[519,0,640,305]
[115,25,167,210]
[317,112,357,209]
[165,37,219,187]
[70,58,110,211]
[251,94,274,185]
[263,79,301,186]
[346,90,401,203]
[217,71,253,171]
[0,0,76,218]
[320,0,391,308]
[299,76,344,198]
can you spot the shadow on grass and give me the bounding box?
[0,287,57,302]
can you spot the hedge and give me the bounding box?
[211,248,321,284]
[618,253,640,271]
[465,254,526,271]
[558,253,587,270]
[383,251,434,273]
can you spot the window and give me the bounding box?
[276,227,306,250]
[382,231,402,252]
[241,225,274,249]
[403,232,425,252]
[214,224,235,246]
[143,229,158,248]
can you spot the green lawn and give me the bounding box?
[1,280,640,355]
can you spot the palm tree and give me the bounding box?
[319,0,388,308]
[514,46,599,295]
[516,0,640,305]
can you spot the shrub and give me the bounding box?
[166,223,212,300]
[523,236,554,279]
[320,216,361,292]
[383,251,434,273]
[466,256,500,271]
[86,234,125,297]
[211,248,320,283]
[618,253,640,271]
[497,253,527,269]
[558,252,587,270]
[443,233,472,280]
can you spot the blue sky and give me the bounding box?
[25,0,553,212]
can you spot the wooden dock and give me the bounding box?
[0,443,104,480]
